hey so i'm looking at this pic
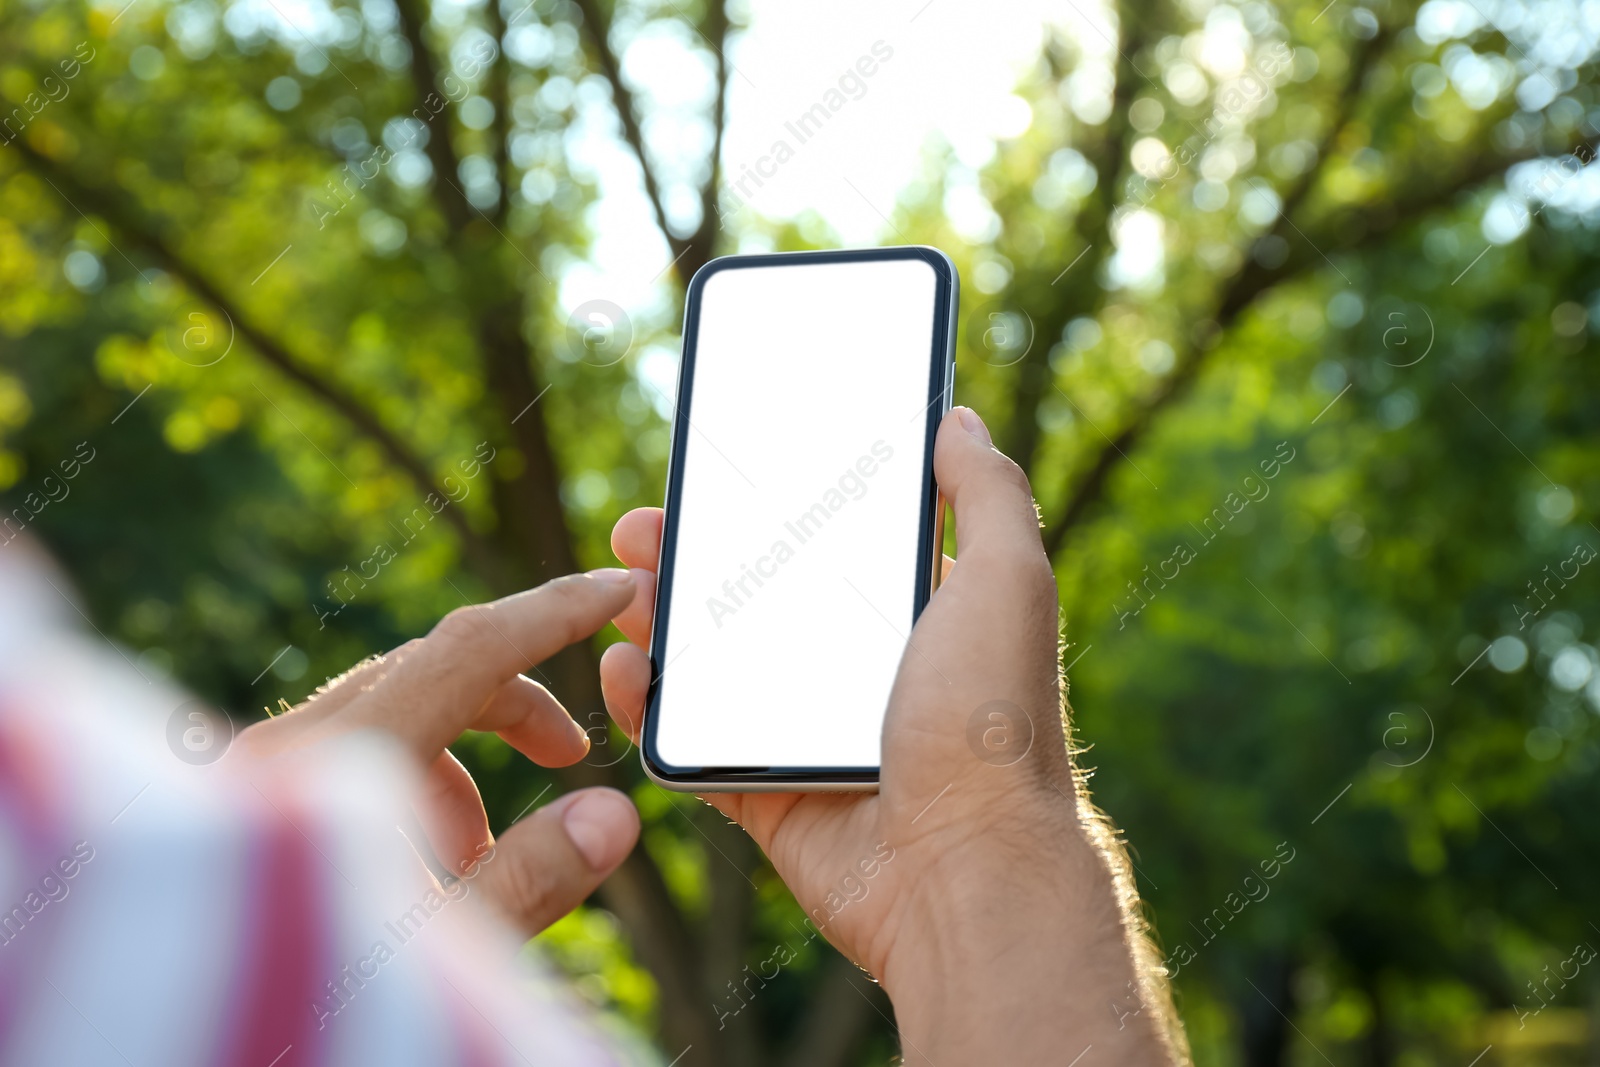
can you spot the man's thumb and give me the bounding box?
[934,407,1048,564]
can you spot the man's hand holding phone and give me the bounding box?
[603,408,1182,1066]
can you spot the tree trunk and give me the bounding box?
[1238,953,1296,1067]
[1362,971,1396,1067]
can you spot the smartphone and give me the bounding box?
[643,246,957,791]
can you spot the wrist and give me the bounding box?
[882,811,1174,1066]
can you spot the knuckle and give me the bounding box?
[982,535,1057,617]
[432,605,496,649]
[493,843,563,926]
[1001,549,1057,617]
[1027,556,1060,617]
[1021,544,1057,591]
[539,575,592,643]
[992,452,1034,497]
[552,572,598,606]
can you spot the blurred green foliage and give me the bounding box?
[3,0,1599,1064]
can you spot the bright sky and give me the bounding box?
[569,0,1078,317]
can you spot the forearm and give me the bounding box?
[882,826,1183,1066]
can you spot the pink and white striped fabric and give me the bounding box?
[0,542,631,1067]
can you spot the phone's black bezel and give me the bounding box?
[641,246,957,791]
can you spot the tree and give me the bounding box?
[4,0,1599,1063]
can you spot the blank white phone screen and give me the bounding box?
[654,257,942,770]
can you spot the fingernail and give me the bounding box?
[562,791,637,871]
[955,406,991,445]
[587,567,633,584]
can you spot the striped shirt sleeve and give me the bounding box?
[0,552,630,1067]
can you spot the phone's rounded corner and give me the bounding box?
[683,254,743,304]
[904,245,959,290]
[638,736,703,793]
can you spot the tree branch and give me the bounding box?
[1040,133,1556,559]
[571,0,687,260]
[1000,0,1149,472]
[777,955,888,1067]
[473,292,582,588]
[1277,26,1393,229]
[685,0,732,280]
[700,810,760,1065]
[7,136,503,575]
[381,7,573,591]
[486,0,515,227]
[392,0,474,234]
[1036,23,1391,558]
